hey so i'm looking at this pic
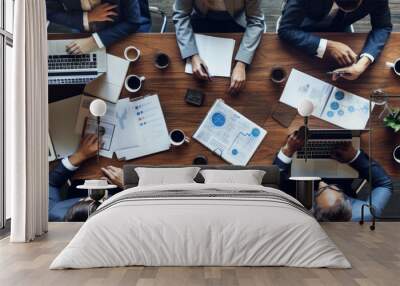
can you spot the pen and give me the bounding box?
[326,71,352,77]
[200,63,212,81]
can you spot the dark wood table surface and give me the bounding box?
[48,33,400,178]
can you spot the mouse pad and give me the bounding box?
[272,102,297,128]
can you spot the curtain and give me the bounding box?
[7,0,48,242]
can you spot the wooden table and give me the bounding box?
[49,33,400,178]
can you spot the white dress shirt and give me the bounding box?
[80,0,105,48]
[277,149,361,164]
[61,157,79,171]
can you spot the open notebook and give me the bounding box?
[280,69,374,129]
[185,34,236,78]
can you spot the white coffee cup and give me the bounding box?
[386,58,400,76]
[125,75,145,93]
[124,46,141,62]
[393,145,400,164]
[170,129,190,146]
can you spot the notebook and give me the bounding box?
[193,99,267,166]
[280,69,374,130]
[185,34,236,78]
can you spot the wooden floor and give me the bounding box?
[1,223,399,286]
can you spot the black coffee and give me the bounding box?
[395,147,400,160]
[193,155,208,165]
[171,130,184,142]
[395,61,400,73]
[128,76,141,89]
[155,53,169,68]
[272,68,286,81]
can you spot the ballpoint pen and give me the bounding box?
[326,71,352,77]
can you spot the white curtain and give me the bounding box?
[7,0,48,242]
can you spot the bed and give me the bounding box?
[50,165,351,269]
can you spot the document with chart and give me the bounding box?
[193,99,267,166]
[280,69,374,129]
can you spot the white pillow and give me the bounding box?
[200,170,266,185]
[135,167,201,186]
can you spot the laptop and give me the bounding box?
[291,129,363,178]
[47,39,107,85]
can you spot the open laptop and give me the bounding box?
[48,39,107,85]
[291,129,364,178]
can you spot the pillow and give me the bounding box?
[200,170,266,185]
[135,167,201,186]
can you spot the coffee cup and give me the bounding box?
[170,129,190,146]
[386,58,400,76]
[154,52,170,69]
[193,154,208,165]
[125,75,145,93]
[271,66,287,84]
[124,46,141,62]
[393,145,400,164]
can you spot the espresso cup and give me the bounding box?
[386,58,400,76]
[124,46,141,62]
[193,154,208,165]
[393,145,400,164]
[125,75,145,93]
[154,52,170,69]
[271,66,287,84]
[170,129,190,146]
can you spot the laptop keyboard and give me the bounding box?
[48,54,97,71]
[48,76,98,85]
[297,140,351,159]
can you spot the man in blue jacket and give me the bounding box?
[278,0,392,81]
[273,128,393,221]
[46,0,151,54]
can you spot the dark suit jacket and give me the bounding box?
[278,0,392,60]
[46,0,151,47]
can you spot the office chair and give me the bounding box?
[149,6,168,33]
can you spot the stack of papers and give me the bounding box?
[185,34,236,78]
[193,99,267,166]
[280,69,374,130]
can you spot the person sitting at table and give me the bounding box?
[46,0,151,54]
[173,0,265,95]
[273,128,393,221]
[278,0,392,81]
[49,134,124,221]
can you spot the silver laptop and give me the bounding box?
[47,39,107,85]
[291,129,363,178]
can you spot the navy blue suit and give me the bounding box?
[273,150,393,221]
[278,0,392,60]
[46,0,151,47]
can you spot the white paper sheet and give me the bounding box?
[185,34,236,78]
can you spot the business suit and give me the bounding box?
[173,0,265,65]
[278,0,392,60]
[273,150,393,221]
[46,0,151,47]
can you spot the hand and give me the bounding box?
[228,62,246,95]
[101,166,124,188]
[331,142,357,163]
[281,126,306,158]
[331,57,371,81]
[88,3,118,23]
[325,40,357,66]
[66,37,98,55]
[191,54,211,81]
[69,135,99,166]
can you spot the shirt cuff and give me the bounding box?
[360,53,375,63]
[62,157,79,172]
[348,149,361,164]
[316,38,328,59]
[278,149,293,164]
[92,33,105,49]
[83,12,90,32]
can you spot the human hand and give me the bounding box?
[331,57,371,81]
[281,126,306,158]
[88,3,118,23]
[101,166,124,188]
[191,54,211,81]
[69,135,99,166]
[228,61,246,95]
[325,40,357,66]
[66,37,98,55]
[331,141,357,163]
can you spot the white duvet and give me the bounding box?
[50,183,351,269]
